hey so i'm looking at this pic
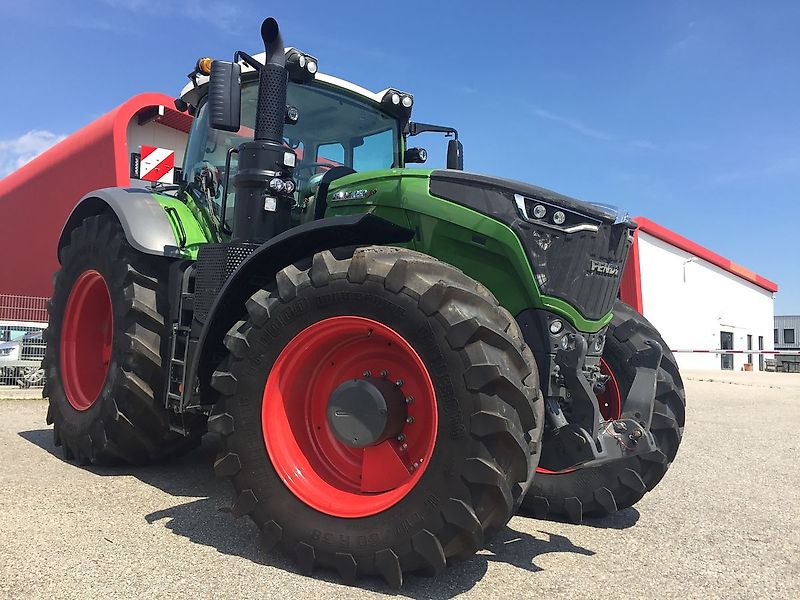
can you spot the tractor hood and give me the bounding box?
[427,169,635,321]
[429,170,631,228]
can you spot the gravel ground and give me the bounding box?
[1,371,798,599]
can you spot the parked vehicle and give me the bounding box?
[1,323,46,387]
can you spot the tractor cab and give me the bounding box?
[182,72,402,231]
[177,49,457,238]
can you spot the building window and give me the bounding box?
[720,331,734,370]
[747,334,753,366]
[775,329,779,344]
[785,329,796,345]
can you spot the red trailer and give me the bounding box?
[0,93,192,300]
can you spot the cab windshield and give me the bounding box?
[184,81,401,228]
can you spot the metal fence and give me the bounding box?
[0,295,48,389]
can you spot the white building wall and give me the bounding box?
[638,232,775,371]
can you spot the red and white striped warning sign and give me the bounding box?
[139,145,175,183]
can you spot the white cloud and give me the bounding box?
[629,139,658,151]
[0,130,67,178]
[530,106,658,151]
[532,108,615,141]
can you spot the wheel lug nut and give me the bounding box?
[397,434,405,442]
[363,370,371,377]
[395,379,403,387]
[380,369,388,378]
[406,416,414,424]
[405,396,413,404]
[401,443,408,450]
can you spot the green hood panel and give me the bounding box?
[151,192,216,259]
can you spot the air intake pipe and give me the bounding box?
[232,17,296,242]
[254,18,287,142]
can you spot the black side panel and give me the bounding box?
[194,243,260,323]
[185,213,414,409]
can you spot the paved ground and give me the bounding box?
[1,371,798,599]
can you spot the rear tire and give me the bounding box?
[44,213,204,465]
[210,246,544,587]
[521,300,685,524]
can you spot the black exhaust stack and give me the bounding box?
[232,17,295,242]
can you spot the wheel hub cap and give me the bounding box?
[327,377,407,448]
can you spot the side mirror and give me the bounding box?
[446,139,464,170]
[208,60,242,132]
[404,147,428,164]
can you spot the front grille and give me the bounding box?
[521,221,632,320]
[194,243,259,323]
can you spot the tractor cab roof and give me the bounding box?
[179,49,401,110]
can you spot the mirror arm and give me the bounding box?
[406,121,459,140]
[234,50,264,73]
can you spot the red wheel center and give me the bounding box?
[536,357,622,475]
[262,316,438,518]
[60,270,114,411]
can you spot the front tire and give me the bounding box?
[210,247,544,587]
[44,213,203,465]
[521,300,685,524]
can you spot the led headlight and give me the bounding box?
[594,334,604,352]
[553,211,566,225]
[286,50,318,82]
[283,179,296,194]
[549,319,564,334]
[533,204,546,219]
[268,177,285,193]
[381,89,414,119]
[560,334,572,350]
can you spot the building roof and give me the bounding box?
[635,217,778,293]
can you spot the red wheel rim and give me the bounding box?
[596,357,622,421]
[262,316,438,518]
[59,270,114,411]
[536,357,623,475]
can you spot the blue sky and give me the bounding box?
[2,0,798,311]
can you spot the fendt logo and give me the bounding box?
[589,259,621,277]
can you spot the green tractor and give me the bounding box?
[44,18,685,587]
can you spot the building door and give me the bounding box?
[747,334,753,366]
[758,336,764,371]
[721,331,734,370]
